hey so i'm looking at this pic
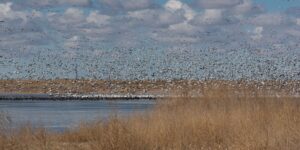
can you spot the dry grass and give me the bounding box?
[0,84,299,150]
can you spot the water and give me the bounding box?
[0,100,155,131]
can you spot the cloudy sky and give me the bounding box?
[0,0,300,52]
[0,0,300,79]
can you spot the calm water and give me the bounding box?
[0,100,155,131]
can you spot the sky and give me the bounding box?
[0,0,300,80]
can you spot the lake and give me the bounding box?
[0,100,155,131]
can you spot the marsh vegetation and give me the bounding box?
[0,84,299,150]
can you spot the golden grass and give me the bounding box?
[0,85,299,150]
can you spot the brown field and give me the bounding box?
[0,80,299,96]
[0,83,299,150]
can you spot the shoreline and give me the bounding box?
[0,93,162,100]
[0,93,299,101]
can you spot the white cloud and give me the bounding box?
[164,0,195,21]
[87,11,111,26]
[232,0,253,15]
[0,2,27,22]
[251,26,263,40]
[64,35,80,48]
[192,9,223,25]
[202,9,223,23]
[182,5,196,21]
[168,22,198,34]
[165,0,183,11]
[48,8,85,25]
[64,8,84,21]
[128,9,185,27]
[296,18,300,26]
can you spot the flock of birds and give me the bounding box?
[0,47,299,81]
